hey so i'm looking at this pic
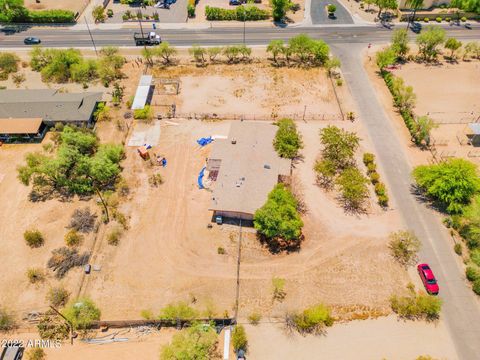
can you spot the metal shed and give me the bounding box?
[131,75,153,110]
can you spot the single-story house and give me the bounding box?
[0,89,102,142]
[207,121,291,221]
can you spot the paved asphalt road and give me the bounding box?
[310,0,354,24]
[333,42,480,360]
[1,21,480,358]
[0,25,478,48]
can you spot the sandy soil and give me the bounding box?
[245,316,458,359]
[365,53,480,167]
[24,0,89,15]
[149,63,341,120]
[0,139,96,321]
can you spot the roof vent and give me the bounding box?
[231,138,236,144]
[264,164,271,169]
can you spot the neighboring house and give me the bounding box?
[0,89,102,143]
[208,121,291,221]
[398,0,450,9]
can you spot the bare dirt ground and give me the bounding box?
[245,316,458,360]
[365,54,480,166]
[0,138,95,320]
[24,0,89,15]
[150,62,342,120]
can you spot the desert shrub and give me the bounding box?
[314,159,336,189]
[272,277,286,301]
[141,309,154,320]
[217,246,226,255]
[47,286,70,307]
[158,302,198,321]
[248,312,261,325]
[0,52,19,78]
[390,287,441,320]
[160,323,218,360]
[461,16,467,22]
[366,162,376,173]
[436,17,442,22]
[424,17,429,22]
[0,308,15,332]
[112,210,128,230]
[64,229,83,247]
[369,171,380,184]
[375,182,387,196]
[336,167,369,211]
[63,297,101,330]
[471,249,480,267]
[107,227,123,246]
[24,229,45,248]
[388,230,421,266]
[232,325,248,352]
[473,279,480,295]
[363,152,375,165]
[148,173,164,187]
[188,3,195,17]
[47,247,90,278]
[286,304,334,334]
[27,268,45,284]
[454,243,462,255]
[134,105,153,120]
[37,311,69,340]
[273,118,303,158]
[69,207,97,233]
[466,266,480,282]
[378,194,389,207]
[26,348,46,360]
[336,78,343,86]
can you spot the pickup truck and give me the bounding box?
[134,31,161,46]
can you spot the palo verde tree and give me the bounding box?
[405,0,424,26]
[416,26,446,62]
[374,0,398,18]
[413,158,480,214]
[445,37,462,60]
[62,297,101,330]
[391,28,410,60]
[267,39,285,64]
[413,115,437,148]
[319,126,360,170]
[271,0,290,22]
[376,46,397,71]
[17,126,124,221]
[273,118,303,159]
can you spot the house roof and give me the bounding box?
[209,121,291,216]
[0,89,102,122]
[0,118,43,134]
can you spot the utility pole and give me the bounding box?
[49,306,75,345]
[84,17,98,56]
[137,10,148,53]
[243,12,246,45]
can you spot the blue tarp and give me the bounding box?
[198,166,206,189]
[197,137,213,147]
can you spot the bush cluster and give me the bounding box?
[0,8,75,23]
[390,286,442,320]
[286,304,334,334]
[158,302,198,322]
[363,153,389,207]
[24,229,45,248]
[0,52,19,80]
[134,105,153,120]
[205,5,269,21]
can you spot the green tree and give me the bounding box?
[375,0,398,17]
[142,47,154,65]
[98,47,125,86]
[391,28,410,59]
[376,46,396,70]
[189,45,207,65]
[319,126,360,170]
[450,0,480,13]
[70,59,98,85]
[272,0,290,21]
[0,0,28,22]
[0,52,19,79]
[314,159,336,189]
[155,42,177,64]
[223,45,241,63]
[388,230,421,266]
[232,325,248,352]
[416,26,446,62]
[267,39,285,64]
[92,5,106,23]
[327,4,336,12]
[391,76,416,111]
[413,115,437,147]
[405,0,424,25]
[445,37,462,59]
[287,303,334,334]
[207,47,223,62]
[412,158,480,214]
[158,302,198,321]
[160,323,218,360]
[273,118,303,158]
[254,184,303,242]
[336,167,369,210]
[94,102,111,122]
[62,297,101,330]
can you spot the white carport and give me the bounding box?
[131,75,153,110]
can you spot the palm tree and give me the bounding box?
[405,0,424,28]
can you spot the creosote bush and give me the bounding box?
[26,347,46,360]
[107,227,123,246]
[390,285,442,320]
[286,303,334,334]
[158,302,198,321]
[64,229,83,247]
[47,286,70,308]
[248,311,262,325]
[388,230,421,266]
[0,308,15,332]
[27,268,45,284]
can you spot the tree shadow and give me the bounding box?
[257,233,303,254]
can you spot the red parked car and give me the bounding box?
[417,263,439,295]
